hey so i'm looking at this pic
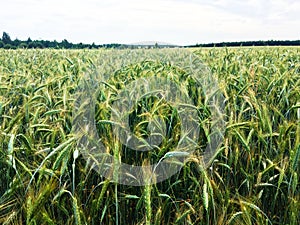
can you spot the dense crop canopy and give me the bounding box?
[0,47,299,225]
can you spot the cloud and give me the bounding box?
[0,0,299,45]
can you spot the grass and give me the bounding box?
[0,47,299,224]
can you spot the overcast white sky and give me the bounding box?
[0,0,299,45]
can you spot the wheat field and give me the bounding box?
[0,47,299,225]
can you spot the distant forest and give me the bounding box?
[189,40,300,47]
[0,32,300,49]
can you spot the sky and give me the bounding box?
[0,0,299,46]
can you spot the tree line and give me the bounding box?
[0,32,122,49]
[1,31,300,49]
[186,40,300,48]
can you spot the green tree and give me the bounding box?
[60,39,69,48]
[4,44,16,49]
[19,43,28,48]
[2,32,12,44]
